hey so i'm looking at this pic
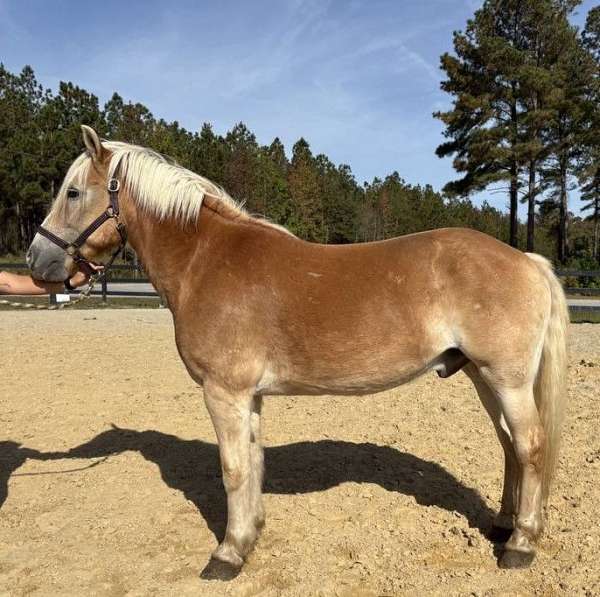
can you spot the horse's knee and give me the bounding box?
[221,463,247,492]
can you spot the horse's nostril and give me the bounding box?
[26,246,36,266]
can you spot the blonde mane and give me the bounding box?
[56,140,292,235]
[105,141,239,223]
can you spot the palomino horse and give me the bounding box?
[27,126,568,574]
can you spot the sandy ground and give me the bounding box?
[0,310,598,597]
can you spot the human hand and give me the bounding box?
[68,263,105,288]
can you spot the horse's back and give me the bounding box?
[259,226,542,314]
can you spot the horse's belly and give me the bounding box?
[257,318,455,396]
[257,359,432,396]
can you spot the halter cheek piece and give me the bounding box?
[37,178,128,278]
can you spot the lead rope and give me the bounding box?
[0,273,100,310]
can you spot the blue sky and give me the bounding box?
[0,0,596,212]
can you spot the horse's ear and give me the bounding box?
[81,125,104,161]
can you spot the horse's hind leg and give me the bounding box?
[203,381,258,571]
[463,363,517,540]
[480,377,546,568]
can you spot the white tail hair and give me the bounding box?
[526,253,569,503]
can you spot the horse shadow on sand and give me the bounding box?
[0,426,496,549]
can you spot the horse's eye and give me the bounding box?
[66,188,80,200]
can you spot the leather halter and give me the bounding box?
[37,177,128,277]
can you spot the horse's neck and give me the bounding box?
[121,199,216,309]
[121,196,286,309]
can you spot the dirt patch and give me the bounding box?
[0,310,598,596]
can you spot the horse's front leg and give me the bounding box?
[250,395,265,530]
[203,380,259,570]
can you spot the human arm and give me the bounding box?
[0,265,102,295]
[0,271,63,295]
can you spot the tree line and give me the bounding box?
[0,1,598,270]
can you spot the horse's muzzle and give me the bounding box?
[26,234,69,282]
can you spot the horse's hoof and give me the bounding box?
[499,549,535,569]
[200,557,242,581]
[488,525,513,543]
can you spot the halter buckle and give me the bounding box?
[108,178,120,192]
[66,245,77,257]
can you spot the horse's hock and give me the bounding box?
[0,309,598,596]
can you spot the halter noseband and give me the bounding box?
[37,177,128,276]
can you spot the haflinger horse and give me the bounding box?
[27,125,568,575]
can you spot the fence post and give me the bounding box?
[49,293,57,305]
[101,277,108,303]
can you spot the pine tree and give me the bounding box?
[435,0,581,250]
[38,81,105,211]
[188,123,226,184]
[0,65,49,249]
[580,174,600,263]
[435,1,525,247]
[104,93,154,145]
[518,3,558,251]
[541,21,596,263]
[287,139,324,241]
[254,138,292,225]
[315,156,359,243]
[223,123,259,210]
[577,6,600,264]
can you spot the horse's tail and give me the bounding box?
[526,253,569,503]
